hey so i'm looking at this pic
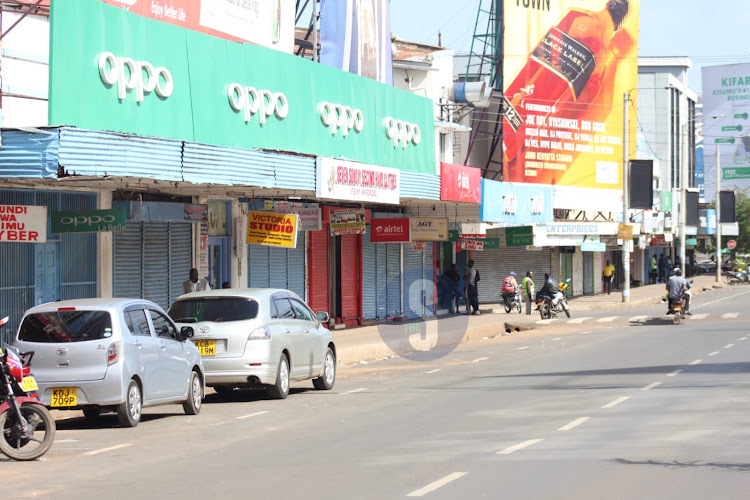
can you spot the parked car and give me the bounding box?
[694,259,717,275]
[168,289,336,399]
[13,299,204,427]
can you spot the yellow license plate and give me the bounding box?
[193,339,216,356]
[51,388,77,407]
[21,376,38,392]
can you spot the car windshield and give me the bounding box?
[169,298,259,323]
[18,311,113,343]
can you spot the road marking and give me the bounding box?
[629,315,648,322]
[236,411,269,420]
[689,359,702,365]
[667,369,683,377]
[55,439,79,443]
[580,331,591,335]
[406,472,468,497]
[722,312,740,319]
[691,313,709,320]
[425,368,442,374]
[552,337,562,341]
[84,444,132,456]
[724,344,735,349]
[558,417,589,431]
[472,357,489,363]
[536,319,557,325]
[739,337,748,341]
[708,351,720,356]
[342,388,368,395]
[602,397,629,409]
[497,439,543,455]
[517,346,529,350]
[641,382,662,391]
[567,317,591,324]
[596,316,618,323]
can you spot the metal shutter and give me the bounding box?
[308,227,330,315]
[287,236,306,298]
[475,247,550,304]
[143,222,170,309]
[403,244,424,319]
[561,252,573,298]
[340,233,361,325]
[362,226,377,320]
[114,222,144,299]
[248,244,270,288]
[594,253,604,294]
[375,243,389,319]
[423,243,435,316]
[386,243,401,316]
[169,223,192,305]
[583,252,594,295]
[268,247,287,289]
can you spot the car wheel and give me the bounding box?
[267,354,290,400]
[182,371,203,415]
[82,408,101,420]
[116,379,142,428]
[313,348,336,390]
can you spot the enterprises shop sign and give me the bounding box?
[246,211,298,248]
[544,222,618,235]
[51,209,126,233]
[48,0,436,175]
[317,158,400,205]
[0,205,47,243]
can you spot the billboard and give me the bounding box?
[99,0,295,53]
[502,0,640,188]
[320,0,393,85]
[701,63,750,197]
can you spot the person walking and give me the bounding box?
[649,255,659,285]
[657,253,666,283]
[521,271,535,315]
[602,259,615,295]
[463,259,480,315]
[182,268,211,294]
[447,263,465,314]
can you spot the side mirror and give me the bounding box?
[179,326,194,341]
[316,312,329,324]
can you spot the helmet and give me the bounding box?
[509,271,516,276]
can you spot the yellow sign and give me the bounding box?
[410,217,449,241]
[617,223,633,240]
[246,211,298,248]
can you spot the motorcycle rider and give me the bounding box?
[502,271,519,305]
[535,273,558,307]
[666,267,691,315]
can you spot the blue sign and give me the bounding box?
[581,241,606,252]
[480,179,553,225]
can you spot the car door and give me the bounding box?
[148,308,191,399]
[290,298,319,378]
[123,306,162,403]
[272,297,307,379]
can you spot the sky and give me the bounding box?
[389,0,750,93]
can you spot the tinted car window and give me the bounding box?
[149,310,177,339]
[290,300,314,322]
[18,311,113,343]
[169,298,259,323]
[124,310,151,336]
[274,299,296,319]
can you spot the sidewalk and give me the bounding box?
[334,275,726,367]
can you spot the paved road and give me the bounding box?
[2,286,750,499]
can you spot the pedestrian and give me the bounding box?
[222,281,231,289]
[182,268,211,294]
[658,253,666,283]
[447,263,465,314]
[664,255,673,280]
[521,271,535,315]
[602,259,615,295]
[649,255,658,285]
[463,259,480,315]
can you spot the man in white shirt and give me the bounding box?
[182,268,211,294]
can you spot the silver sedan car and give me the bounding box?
[168,289,336,399]
[13,298,205,427]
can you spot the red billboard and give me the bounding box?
[370,218,410,243]
[440,163,481,203]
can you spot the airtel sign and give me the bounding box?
[440,163,481,204]
[370,218,411,243]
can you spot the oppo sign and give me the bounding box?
[98,52,174,102]
[384,118,421,149]
[319,102,364,137]
[228,84,289,125]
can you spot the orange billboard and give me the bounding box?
[502,0,639,189]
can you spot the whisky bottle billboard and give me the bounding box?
[502,0,639,188]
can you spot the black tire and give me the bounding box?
[266,354,290,400]
[182,370,203,415]
[116,379,142,428]
[0,402,56,461]
[516,300,522,314]
[313,348,336,391]
[82,408,101,420]
[540,303,551,320]
[504,303,511,313]
[564,308,570,318]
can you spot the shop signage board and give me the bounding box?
[49,0,436,174]
[581,240,605,252]
[246,211,299,248]
[411,241,426,251]
[370,218,410,243]
[617,223,633,241]
[504,226,534,246]
[440,163,481,203]
[199,222,209,277]
[0,205,47,243]
[329,209,366,236]
[51,209,126,233]
[544,222,618,235]
[459,237,500,251]
[250,200,321,231]
[410,218,448,241]
[480,179,553,224]
[316,158,400,204]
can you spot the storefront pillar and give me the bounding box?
[97,190,114,298]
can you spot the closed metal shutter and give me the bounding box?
[386,243,401,316]
[403,244,424,319]
[168,223,192,305]
[247,236,305,297]
[143,222,170,309]
[308,226,330,315]
[286,236,306,299]
[340,233,361,325]
[362,226,377,320]
[268,247,287,289]
[583,252,594,295]
[376,243,389,319]
[248,244,270,288]
[594,253,604,294]
[561,252,573,297]
[423,243,435,316]
[114,222,144,299]
[474,247,550,304]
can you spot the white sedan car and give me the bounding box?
[168,289,336,399]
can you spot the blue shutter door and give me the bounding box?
[143,222,170,309]
[114,222,144,300]
[286,235,306,298]
[403,245,424,319]
[375,242,388,319]
[268,247,287,289]
[423,243,435,316]
[362,226,377,320]
[248,244,270,288]
[386,243,401,317]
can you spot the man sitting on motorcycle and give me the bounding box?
[666,267,691,315]
[535,273,558,308]
[502,272,519,304]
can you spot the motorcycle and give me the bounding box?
[727,268,748,285]
[666,279,694,325]
[535,279,572,319]
[503,286,522,314]
[0,316,55,461]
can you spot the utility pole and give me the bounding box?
[716,144,722,283]
[679,123,687,276]
[622,92,630,302]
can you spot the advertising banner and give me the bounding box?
[250,200,322,231]
[99,0,295,53]
[49,0,435,175]
[246,210,299,248]
[411,241,426,251]
[320,0,393,85]
[617,223,633,241]
[316,157,400,204]
[480,179,553,224]
[51,209,126,233]
[544,221,618,235]
[0,205,47,242]
[370,217,410,243]
[330,209,366,235]
[502,0,639,188]
[199,222,209,277]
[702,63,750,196]
[440,163,481,203]
[410,217,448,241]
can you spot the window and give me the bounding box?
[290,300,314,322]
[273,299,296,320]
[168,298,259,323]
[125,310,151,336]
[18,311,113,343]
[149,310,177,339]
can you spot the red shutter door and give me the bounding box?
[340,233,362,326]
[308,225,330,315]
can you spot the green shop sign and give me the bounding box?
[51,209,126,233]
[723,167,750,180]
[504,226,534,246]
[49,0,436,174]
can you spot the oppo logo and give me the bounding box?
[319,102,364,137]
[228,84,289,125]
[59,214,118,226]
[384,118,421,149]
[98,52,174,102]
